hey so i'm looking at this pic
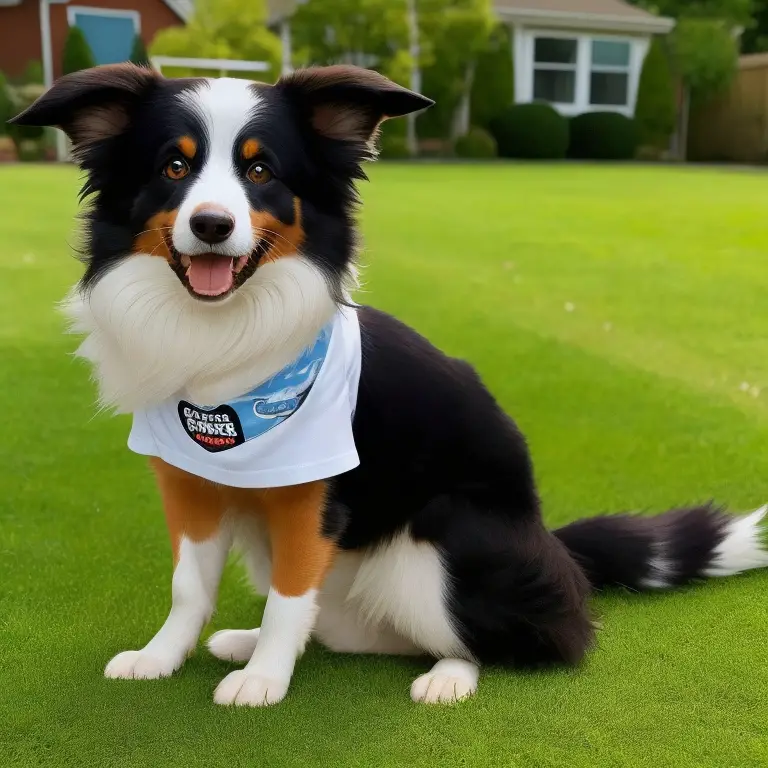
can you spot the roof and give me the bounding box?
[494,0,674,34]
[163,0,193,22]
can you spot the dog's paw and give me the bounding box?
[410,659,479,704]
[207,628,260,663]
[104,650,182,680]
[213,669,290,707]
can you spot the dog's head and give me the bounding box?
[10,64,431,411]
[11,63,431,302]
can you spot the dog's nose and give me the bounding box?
[190,209,235,244]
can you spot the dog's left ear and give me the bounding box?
[277,65,433,143]
[9,63,159,157]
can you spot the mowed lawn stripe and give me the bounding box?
[1,164,767,768]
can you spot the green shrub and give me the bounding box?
[568,112,638,160]
[62,26,96,75]
[635,38,676,150]
[0,73,14,136]
[471,23,514,129]
[489,102,569,159]
[22,59,44,85]
[454,127,497,159]
[130,34,151,67]
[378,133,410,160]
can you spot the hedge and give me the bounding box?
[489,102,569,159]
[569,112,638,160]
[454,127,498,159]
[62,26,96,75]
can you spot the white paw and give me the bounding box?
[410,659,479,704]
[104,650,182,680]
[207,628,260,662]
[214,669,290,707]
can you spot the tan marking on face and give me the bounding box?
[250,198,305,263]
[178,136,197,159]
[242,139,261,160]
[133,210,178,261]
[151,461,337,591]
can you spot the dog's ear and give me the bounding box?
[9,63,158,156]
[276,65,433,143]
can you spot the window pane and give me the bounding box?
[533,70,576,104]
[592,40,630,68]
[534,38,577,65]
[590,72,629,106]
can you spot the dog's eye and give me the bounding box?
[246,163,273,185]
[164,158,190,181]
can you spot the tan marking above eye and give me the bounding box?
[178,136,197,159]
[242,139,261,160]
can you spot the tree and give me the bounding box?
[62,26,96,76]
[634,37,677,148]
[740,0,768,52]
[470,23,514,129]
[150,0,281,79]
[129,34,151,67]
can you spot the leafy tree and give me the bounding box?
[470,22,514,129]
[151,0,281,79]
[635,37,676,148]
[129,34,151,67]
[671,17,739,98]
[740,0,768,52]
[630,0,747,100]
[62,26,96,75]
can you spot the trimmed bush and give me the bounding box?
[22,59,44,85]
[130,34,151,67]
[635,37,676,151]
[454,127,497,159]
[62,26,96,75]
[489,103,569,159]
[0,73,14,136]
[569,112,638,160]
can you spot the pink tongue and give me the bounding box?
[187,256,234,296]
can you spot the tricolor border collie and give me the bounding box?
[12,64,768,707]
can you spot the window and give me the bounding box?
[67,7,140,66]
[533,37,577,105]
[589,40,631,107]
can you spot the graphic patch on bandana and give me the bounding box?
[177,324,332,453]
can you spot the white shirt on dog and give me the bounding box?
[128,307,361,488]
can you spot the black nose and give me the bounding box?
[190,209,235,244]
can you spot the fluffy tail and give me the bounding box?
[554,503,768,591]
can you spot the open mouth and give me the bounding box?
[167,239,272,301]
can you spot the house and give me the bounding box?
[0,0,191,82]
[497,0,674,117]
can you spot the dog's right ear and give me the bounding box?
[9,63,158,157]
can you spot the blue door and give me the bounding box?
[72,12,138,65]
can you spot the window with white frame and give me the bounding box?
[517,30,646,116]
[532,37,577,105]
[589,39,631,107]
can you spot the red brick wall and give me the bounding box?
[50,0,183,79]
[0,1,42,80]
[0,0,184,81]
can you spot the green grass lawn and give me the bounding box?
[2,162,768,767]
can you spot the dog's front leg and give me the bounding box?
[214,481,336,707]
[105,459,231,679]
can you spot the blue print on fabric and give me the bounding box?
[177,324,332,453]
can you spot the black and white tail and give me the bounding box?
[554,503,768,591]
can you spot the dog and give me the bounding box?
[12,63,768,707]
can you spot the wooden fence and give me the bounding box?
[688,53,768,163]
